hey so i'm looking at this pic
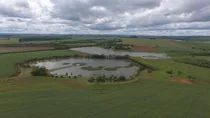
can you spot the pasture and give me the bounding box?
[0,38,19,44]
[0,47,54,52]
[0,50,85,78]
[0,36,210,118]
[122,38,193,53]
[0,70,210,118]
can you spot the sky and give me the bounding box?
[0,0,210,36]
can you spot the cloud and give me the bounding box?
[0,0,209,35]
[0,0,33,18]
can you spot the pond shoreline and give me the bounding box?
[11,53,156,83]
[29,57,140,79]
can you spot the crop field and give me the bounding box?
[0,36,210,118]
[0,71,210,118]
[122,38,189,47]
[122,38,192,52]
[131,57,210,81]
[0,38,19,44]
[0,50,85,78]
[0,47,54,52]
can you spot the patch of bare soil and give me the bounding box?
[171,78,192,84]
[68,81,86,89]
[133,45,159,52]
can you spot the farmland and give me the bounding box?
[0,38,19,44]
[0,36,210,118]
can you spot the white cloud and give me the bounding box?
[0,0,209,35]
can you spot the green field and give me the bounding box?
[0,71,210,118]
[122,38,187,47]
[0,50,85,78]
[1,37,210,118]
[0,38,19,44]
[132,57,210,81]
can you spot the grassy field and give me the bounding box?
[1,37,210,118]
[0,50,85,78]
[122,38,193,53]
[177,40,210,50]
[132,57,210,81]
[122,38,187,47]
[0,70,210,118]
[0,38,19,44]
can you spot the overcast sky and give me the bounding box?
[0,0,210,35]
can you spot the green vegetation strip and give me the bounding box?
[0,76,210,118]
[72,62,86,66]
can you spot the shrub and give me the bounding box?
[166,70,173,74]
[188,76,197,80]
[148,70,152,74]
[119,76,126,81]
[178,71,182,75]
[31,67,48,76]
[88,77,95,83]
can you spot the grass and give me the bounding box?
[122,38,186,47]
[1,37,210,118]
[0,72,210,118]
[178,40,210,50]
[122,38,192,53]
[19,40,57,44]
[0,50,16,53]
[0,38,19,44]
[131,57,210,81]
[0,50,86,78]
[72,62,87,66]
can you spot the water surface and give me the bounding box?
[31,58,139,79]
[70,47,169,59]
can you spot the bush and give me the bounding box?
[178,71,182,75]
[188,76,197,80]
[88,77,95,83]
[148,70,152,74]
[166,70,173,75]
[119,76,126,81]
[31,67,48,76]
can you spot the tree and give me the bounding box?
[31,67,48,76]
[166,70,173,75]
[119,76,126,81]
[148,70,152,74]
[88,77,95,82]
[178,71,182,75]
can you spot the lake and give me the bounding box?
[30,58,140,79]
[70,47,169,59]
